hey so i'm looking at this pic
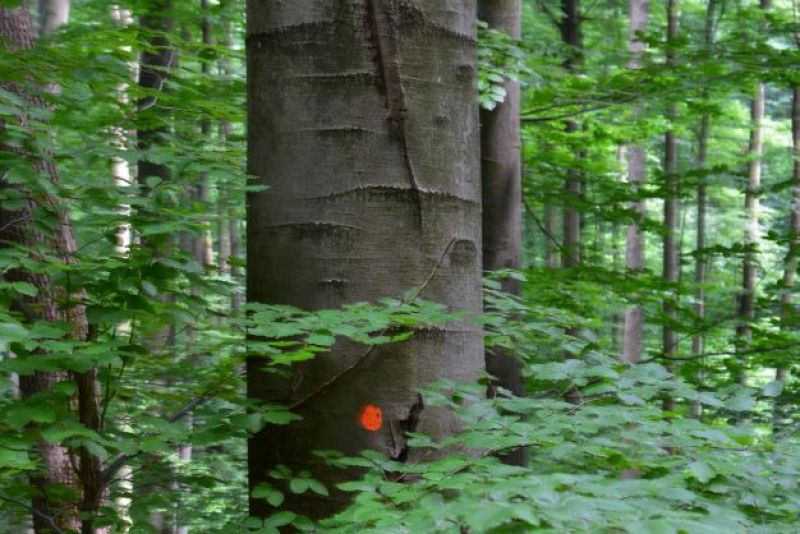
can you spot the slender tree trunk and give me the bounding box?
[37,0,68,37]
[478,0,523,401]
[775,84,800,428]
[662,0,679,410]
[690,0,716,419]
[194,0,213,270]
[544,204,559,268]
[138,3,176,532]
[111,5,134,256]
[0,4,88,532]
[217,20,240,310]
[246,0,484,519]
[621,0,648,363]
[560,0,582,270]
[736,24,767,385]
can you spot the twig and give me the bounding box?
[289,237,458,411]
[523,199,562,251]
[640,340,800,363]
[0,495,66,534]
[100,373,232,483]
[0,214,32,234]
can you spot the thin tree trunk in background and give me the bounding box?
[560,0,582,270]
[193,0,213,270]
[478,0,525,468]
[735,80,764,385]
[544,204,559,267]
[138,3,176,532]
[735,1,769,385]
[110,4,134,255]
[246,0,484,518]
[479,0,523,400]
[662,0,679,411]
[37,0,68,37]
[775,84,799,427]
[217,19,240,310]
[621,0,648,363]
[108,8,136,531]
[691,0,717,419]
[0,4,88,532]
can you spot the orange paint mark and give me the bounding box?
[359,404,383,431]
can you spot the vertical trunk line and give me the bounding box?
[662,0,679,411]
[621,0,648,363]
[691,0,716,419]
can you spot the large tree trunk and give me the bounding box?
[0,4,88,532]
[621,0,648,363]
[246,0,484,519]
[662,0,679,411]
[478,0,523,398]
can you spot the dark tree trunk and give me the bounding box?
[662,0,679,411]
[478,0,524,467]
[246,0,484,519]
[775,85,800,426]
[691,0,716,419]
[478,0,523,397]
[560,0,582,269]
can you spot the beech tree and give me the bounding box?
[662,0,679,410]
[622,0,648,363]
[736,0,770,385]
[478,0,523,398]
[245,0,484,519]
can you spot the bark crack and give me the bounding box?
[389,393,425,461]
[365,0,423,229]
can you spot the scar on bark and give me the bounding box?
[365,0,423,228]
[389,393,425,462]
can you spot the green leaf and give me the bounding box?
[252,484,284,507]
[306,334,335,346]
[308,479,328,496]
[11,281,37,297]
[628,519,677,534]
[289,478,309,494]
[761,380,784,398]
[264,511,295,528]
[687,461,715,484]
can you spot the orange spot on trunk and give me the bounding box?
[359,404,382,431]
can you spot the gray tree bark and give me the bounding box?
[735,85,766,385]
[246,0,484,519]
[690,0,717,419]
[621,0,648,363]
[37,0,68,37]
[775,84,799,423]
[560,0,582,269]
[478,0,523,399]
[662,0,679,411]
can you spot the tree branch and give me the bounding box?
[288,237,458,410]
